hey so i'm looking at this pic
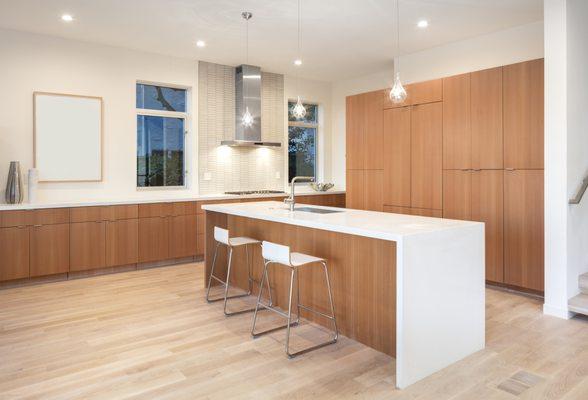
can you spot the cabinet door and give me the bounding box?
[410,208,443,218]
[409,79,443,105]
[442,170,471,220]
[0,226,29,281]
[346,94,366,170]
[169,215,198,259]
[364,91,384,170]
[503,59,544,169]
[504,169,544,291]
[411,102,443,210]
[30,224,70,277]
[138,216,169,263]
[106,219,138,267]
[472,170,504,284]
[364,170,384,212]
[383,107,411,207]
[443,74,471,170]
[70,222,106,272]
[346,170,365,210]
[471,67,503,169]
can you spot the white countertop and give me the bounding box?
[202,201,483,242]
[0,190,345,211]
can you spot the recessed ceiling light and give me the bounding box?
[417,20,429,28]
[61,14,74,22]
[196,40,206,48]
[294,59,302,66]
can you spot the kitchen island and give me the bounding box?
[202,201,485,389]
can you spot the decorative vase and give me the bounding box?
[5,161,24,204]
[28,168,38,203]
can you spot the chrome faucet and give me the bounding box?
[285,176,315,211]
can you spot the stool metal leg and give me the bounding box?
[223,246,257,316]
[206,242,221,303]
[322,261,339,341]
[285,267,296,357]
[206,242,251,308]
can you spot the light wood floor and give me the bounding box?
[2,263,588,399]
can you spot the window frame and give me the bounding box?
[136,81,190,190]
[287,100,320,185]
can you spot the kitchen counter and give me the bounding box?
[0,189,345,211]
[203,201,485,389]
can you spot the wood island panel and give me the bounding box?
[204,211,396,357]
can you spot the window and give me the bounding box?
[136,83,187,187]
[288,101,318,183]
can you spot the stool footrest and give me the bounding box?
[287,338,338,359]
[207,292,250,303]
[298,304,336,321]
[252,321,299,338]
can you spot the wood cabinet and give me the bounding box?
[471,67,503,169]
[106,219,138,267]
[346,170,365,210]
[70,222,106,272]
[138,216,170,263]
[346,91,383,170]
[503,59,544,169]
[443,74,471,170]
[364,170,384,212]
[383,79,443,109]
[0,226,30,281]
[411,102,443,210]
[383,206,442,218]
[443,170,504,283]
[30,223,70,277]
[504,169,544,291]
[169,215,198,259]
[383,107,411,207]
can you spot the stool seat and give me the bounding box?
[290,252,325,267]
[228,236,260,247]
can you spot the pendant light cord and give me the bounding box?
[246,15,249,64]
[396,0,400,74]
[296,0,301,94]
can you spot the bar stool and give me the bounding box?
[251,240,338,358]
[206,227,272,316]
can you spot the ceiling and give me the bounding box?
[0,0,543,82]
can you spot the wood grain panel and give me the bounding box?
[70,206,106,223]
[169,215,198,259]
[207,213,397,357]
[0,210,32,227]
[106,219,138,267]
[170,202,198,216]
[471,67,503,169]
[503,59,544,169]
[409,79,443,105]
[409,208,443,218]
[504,169,544,292]
[345,94,365,170]
[345,170,365,210]
[196,234,205,256]
[138,217,169,263]
[32,208,70,225]
[383,206,411,215]
[364,90,384,170]
[104,205,139,221]
[472,170,504,284]
[442,170,472,220]
[411,102,443,210]
[30,223,69,277]
[0,226,30,281]
[364,170,384,212]
[70,222,106,272]
[138,203,173,218]
[383,107,411,207]
[443,73,471,170]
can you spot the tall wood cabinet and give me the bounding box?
[347,58,545,293]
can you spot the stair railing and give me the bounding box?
[570,176,588,205]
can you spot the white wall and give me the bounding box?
[330,21,544,187]
[0,28,198,203]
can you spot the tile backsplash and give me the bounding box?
[198,61,285,194]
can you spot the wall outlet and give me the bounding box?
[203,172,212,181]
[275,171,281,179]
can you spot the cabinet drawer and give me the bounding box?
[138,203,173,218]
[170,202,197,216]
[104,205,139,220]
[32,208,70,225]
[70,206,107,223]
[0,210,32,227]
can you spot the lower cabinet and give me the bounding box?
[138,216,170,263]
[30,223,70,277]
[70,222,106,272]
[0,226,30,281]
[106,219,138,267]
[504,169,544,292]
[169,215,198,259]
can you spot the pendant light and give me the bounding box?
[389,0,407,103]
[291,0,307,119]
[241,11,254,127]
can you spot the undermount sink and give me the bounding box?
[293,207,343,214]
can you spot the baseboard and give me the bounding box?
[543,303,573,319]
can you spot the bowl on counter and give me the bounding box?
[309,182,334,192]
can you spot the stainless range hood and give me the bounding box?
[221,65,282,148]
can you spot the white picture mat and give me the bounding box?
[34,93,102,182]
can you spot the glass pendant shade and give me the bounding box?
[389,72,407,104]
[242,106,254,127]
[292,96,306,119]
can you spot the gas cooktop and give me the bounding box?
[224,190,286,195]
